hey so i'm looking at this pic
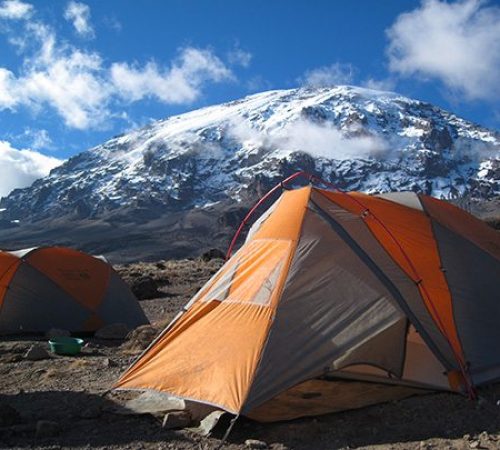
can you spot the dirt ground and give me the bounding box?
[1,258,500,450]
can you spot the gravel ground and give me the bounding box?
[1,258,500,450]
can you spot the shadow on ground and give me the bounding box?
[228,385,500,449]
[0,390,197,449]
[2,384,500,449]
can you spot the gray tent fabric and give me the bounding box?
[430,221,500,376]
[97,270,149,329]
[376,192,424,211]
[332,317,408,375]
[310,190,457,370]
[243,205,408,413]
[0,263,90,333]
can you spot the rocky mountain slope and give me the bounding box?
[0,86,498,261]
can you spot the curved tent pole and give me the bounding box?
[225,171,476,399]
[225,171,313,260]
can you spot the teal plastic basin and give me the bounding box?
[48,337,84,355]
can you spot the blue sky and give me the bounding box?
[0,0,499,197]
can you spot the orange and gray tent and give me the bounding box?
[116,185,500,421]
[0,246,148,333]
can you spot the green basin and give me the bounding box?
[48,337,84,355]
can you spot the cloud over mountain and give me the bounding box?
[0,140,63,197]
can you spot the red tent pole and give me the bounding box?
[225,171,311,259]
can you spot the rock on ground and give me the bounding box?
[162,411,192,430]
[95,323,129,340]
[130,276,164,300]
[122,324,159,353]
[201,248,226,262]
[245,439,268,449]
[24,344,50,361]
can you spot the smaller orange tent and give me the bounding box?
[0,246,148,334]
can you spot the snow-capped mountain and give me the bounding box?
[0,86,498,261]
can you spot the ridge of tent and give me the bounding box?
[236,186,312,413]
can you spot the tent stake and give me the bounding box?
[217,414,239,449]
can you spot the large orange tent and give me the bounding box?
[0,246,148,334]
[116,181,500,421]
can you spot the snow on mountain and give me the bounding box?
[0,85,498,260]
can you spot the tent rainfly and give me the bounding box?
[116,182,500,422]
[0,246,148,334]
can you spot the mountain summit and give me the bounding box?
[0,86,498,261]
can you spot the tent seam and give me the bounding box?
[419,196,472,376]
[311,194,454,370]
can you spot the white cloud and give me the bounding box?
[0,22,111,129]
[227,47,252,67]
[0,68,17,107]
[0,0,33,20]
[245,75,272,92]
[0,8,238,129]
[301,63,355,87]
[111,48,233,104]
[387,0,500,101]
[363,78,396,92]
[228,116,388,160]
[103,15,121,32]
[284,120,388,159]
[21,50,110,129]
[64,1,94,38]
[0,140,63,197]
[22,128,52,150]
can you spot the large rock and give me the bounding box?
[120,391,185,416]
[95,323,129,340]
[162,411,192,430]
[201,248,226,262]
[190,410,226,437]
[130,276,162,300]
[24,344,50,361]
